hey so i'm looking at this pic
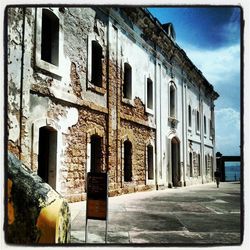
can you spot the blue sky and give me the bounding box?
[148,7,241,156]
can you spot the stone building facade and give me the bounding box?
[7,7,219,202]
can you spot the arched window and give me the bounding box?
[124,140,132,182]
[41,9,59,66]
[123,63,132,99]
[91,41,103,87]
[147,145,154,180]
[170,84,176,118]
[147,78,153,110]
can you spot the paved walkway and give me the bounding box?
[69,181,242,246]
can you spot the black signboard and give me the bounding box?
[86,172,108,220]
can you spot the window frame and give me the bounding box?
[35,8,63,76]
[123,62,132,101]
[204,115,207,136]
[145,76,154,114]
[188,104,192,130]
[123,139,133,182]
[169,82,177,119]
[196,110,200,134]
[146,144,154,181]
[87,35,106,95]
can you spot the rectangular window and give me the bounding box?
[147,78,153,110]
[170,85,176,117]
[205,155,208,175]
[123,63,132,99]
[204,115,207,135]
[198,153,201,176]
[189,152,193,177]
[210,119,213,138]
[196,110,200,132]
[41,9,59,66]
[91,41,103,87]
[124,140,132,182]
[35,8,62,76]
[147,145,154,180]
[188,105,192,128]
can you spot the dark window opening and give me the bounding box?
[38,126,57,189]
[171,137,180,187]
[211,156,213,176]
[91,41,103,87]
[124,140,132,182]
[205,155,208,175]
[204,115,207,134]
[147,78,153,109]
[147,145,154,180]
[41,9,59,66]
[91,135,103,173]
[123,63,132,99]
[198,154,201,176]
[189,152,193,177]
[196,111,200,131]
[170,85,176,117]
[188,105,192,127]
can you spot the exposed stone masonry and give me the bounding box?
[7,7,217,204]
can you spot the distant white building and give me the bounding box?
[7,7,219,201]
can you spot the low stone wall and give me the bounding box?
[7,152,71,244]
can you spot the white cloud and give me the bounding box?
[181,42,241,155]
[215,108,240,155]
[215,108,240,130]
[183,43,240,86]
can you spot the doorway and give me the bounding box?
[90,135,103,173]
[171,137,180,187]
[38,126,57,190]
[124,140,132,182]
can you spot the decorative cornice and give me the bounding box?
[118,7,219,101]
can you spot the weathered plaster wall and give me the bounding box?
[7,6,217,203]
[7,8,24,156]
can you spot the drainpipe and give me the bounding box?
[106,10,110,175]
[19,7,26,160]
[154,49,159,190]
[181,79,187,186]
[200,92,205,184]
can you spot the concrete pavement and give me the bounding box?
[69,181,242,246]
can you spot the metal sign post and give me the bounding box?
[85,172,108,243]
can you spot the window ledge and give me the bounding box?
[196,130,200,135]
[168,116,178,123]
[35,57,62,78]
[87,83,106,95]
[122,98,134,106]
[146,107,154,115]
[168,117,179,128]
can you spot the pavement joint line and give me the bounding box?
[204,205,224,214]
